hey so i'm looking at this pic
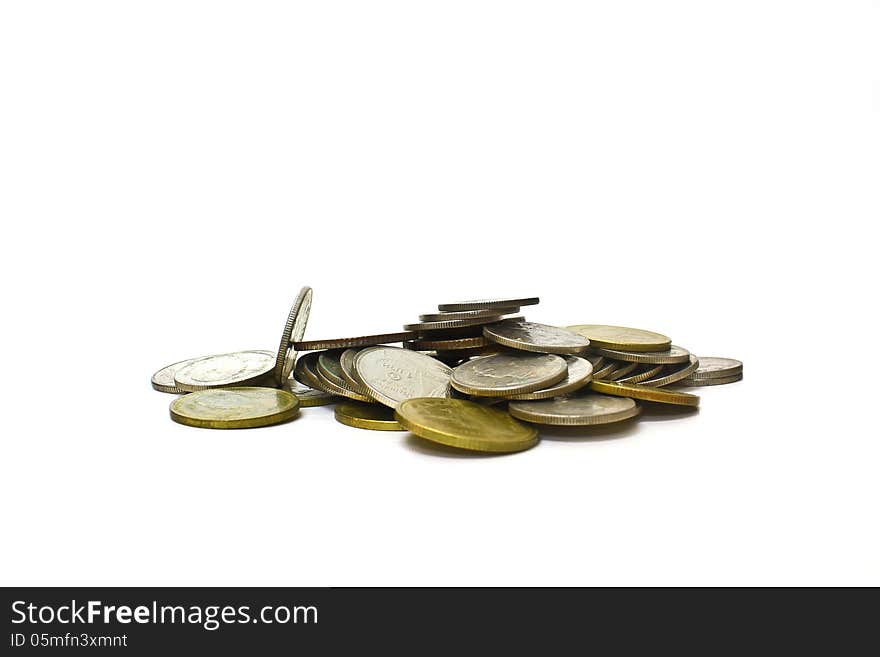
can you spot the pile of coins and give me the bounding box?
[152,288,742,454]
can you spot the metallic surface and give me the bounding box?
[615,363,664,384]
[566,324,671,352]
[508,393,641,426]
[438,297,540,312]
[173,350,276,392]
[293,331,416,351]
[404,315,510,331]
[169,387,299,429]
[275,286,313,385]
[688,357,743,380]
[354,346,453,408]
[605,362,639,381]
[405,336,490,351]
[483,319,591,355]
[151,356,202,394]
[418,308,518,322]
[451,352,568,397]
[281,379,338,407]
[640,355,700,387]
[506,356,594,400]
[594,345,690,365]
[334,401,405,431]
[589,380,700,407]
[682,373,743,387]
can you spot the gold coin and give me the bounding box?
[169,387,300,429]
[334,402,405,431]
[566,325,671,352]
[591,360,620,380]
[589,380,700,407]
[395,398,539,453]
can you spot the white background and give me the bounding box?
[1,1,877,586]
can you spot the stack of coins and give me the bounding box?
[152,290,742,455]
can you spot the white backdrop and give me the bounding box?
[1,1,877,586]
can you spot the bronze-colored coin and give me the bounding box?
[395,397,539,453]
[640,355,700,387]
[483,319,591,355]
[293,331,417,351]
[589,380,700,407]
[506,356,594,400]
[274,286,313,385]
[169,387,300,429]
[405,336,490,351]
[605,362,639,381]
[437,297,539,312]
[566,325,671,352]
[682,373,743,387]
[418,308,519,322]
[334,401,405,431]
[594,345,690,365]
[616,364,664,384]
[508,393,641,426]
[451,352,568,397]
[281,379,338,406]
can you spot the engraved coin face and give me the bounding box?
[395,397,539,453]
[566,324,671,352]
[152,356,203,393]
[437,297,540,312]
[354,346,453,408]
[275,286,313,385]
[451,352,568,397]
[483,319,591,355]
[169,387,300,429]
[334,401,404,431]
[508,394,640,426]
[688,357,743,379]
[506,356,594,400]
[173,350,275,392]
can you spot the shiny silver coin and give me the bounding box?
[353,346,453,408]
[688,357,743,380]
[152,356,204,394]
[483,319,591,355]
[640,355,700,387]
[508,394,641,426]
[594,345,690,365]
[682,373,743,387]
[451,352,568,397]
[274,286,313,385]
[404,314,516,331]
[506,356,594,400]
[438,297,539,312]
[418,308,519,322]
[174,350,276,392]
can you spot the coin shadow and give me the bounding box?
[637,403,700,423]
[537,418,641,442]
[402,434,523,459]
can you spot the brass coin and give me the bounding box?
[640,355,700,387]
[169,387,300,429]
[354,346,453,408]
[451,352,568,397]
[174,350,276,392]
[293,331,417,351]
[688,357,743,380]
[605,362,639,381]
[483,319,591,355]
[616,363,664,384]
[566,325,671,352]
[589,380,700,407]
[281,379,338,406]
[405,336,490,351]
[395,397,539,453]
[594,345,690,365]
[152,356,203,394]
[437,297,540,312]
[508,393,641,426]
[682,373,743,387]
[506,356,594,400]
[274,286,313,385]
[334,402,405,431]
[418,308,519,322]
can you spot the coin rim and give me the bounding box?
[169,387,300,429]
[437,297,540,312]
[640,355,700,387]
[173,350,276,392]
[275,286,314,385]
[508,394,642,426]
[594,345,690,365]
[505,356,595,400]
[353,346,453,409]
[566,324,672,352]
[334,402,405,431]
[589,380,700,406]
[483,320,591,355]
[293,331,417,351]
[450,353,568,397]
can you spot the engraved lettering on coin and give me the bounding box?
[354,346,453,408]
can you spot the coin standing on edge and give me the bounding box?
[170,387,300,429]
[354,346,453,408]
[508,394,641,426]
[506,356,594,400]
[275,286,313,385]
[451,352,568,398]
[437,297,540,312]
[483,319,591,355]
[334,402,405,431]
[152,356,203,394]
[566,324,671,352]
[173,350,276,392]
[395,397,539,453]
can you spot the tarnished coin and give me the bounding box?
[418,308,519,322]
[317,350,348,388]
[405,336,490,351]
[508,394,641,426]
[566,324,671,352]
[294,352,338,395]
[334,402,404,431]
[594,345,690,365]
[282,379,338,406]
[152,356,203,394]
[589,380,700,407]
[616,363,664,384]
[170,387,300,429]
[404,315,515,331]
[293,331,417,351]
[687,357,743,380]
[339,348,369,391]
[640,355,700,387]
[682,373,743,387]
[174,350,276,392]
[483,319,591,355]
[395,398,539,453]
[605,362,639,381]
[585,354,605,370]
[451,352,568,397]
[437,297,540,312]
[506,356,594,400]
[354,346,453,408]
[275,286,313,385]
[311,352,373,403]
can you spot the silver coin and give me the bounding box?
[682,373,743,387]
[354,346,453,408]
[594,345,690,365]
[339,348,369,391]
[688,357,743,380]
[508,394,641,426]
[616,363,664,384]
[152,356,203,394]
[483,319,591,355]
[294,351,332,392]
[281,378,338,406]
[438,297,539,312]
[451,352,568,397]
[310,354,373,402]
[404,314,514,331]
[506,356,594,400]
[591,360,619,380]
[317,350,348,388]
[640,355,700,387]
[275,286,313,385]
[418,308,519,322]
[174,350,276,392]
[605,362,639,381]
